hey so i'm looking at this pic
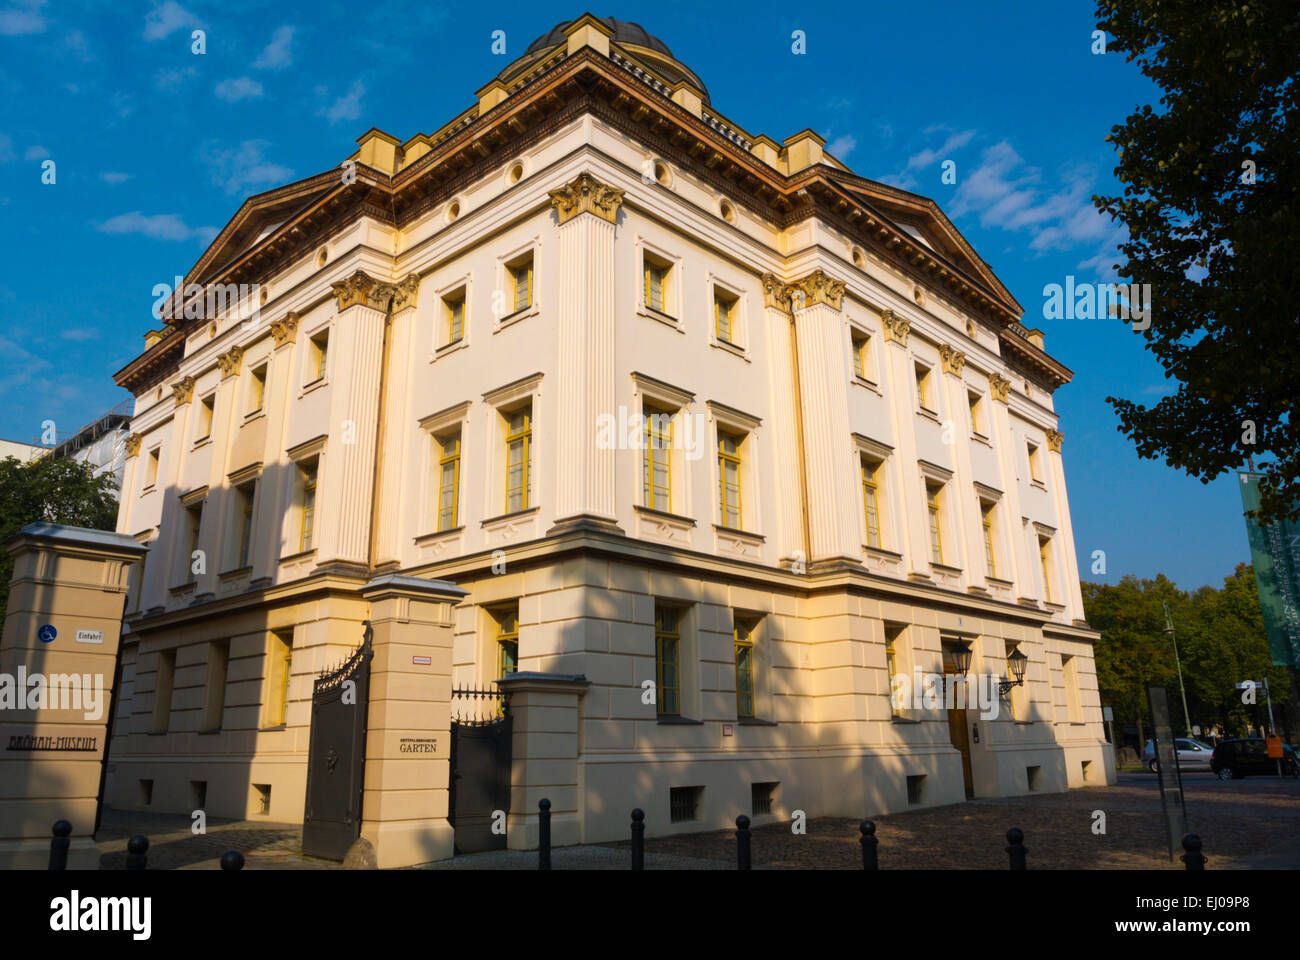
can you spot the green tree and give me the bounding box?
[1092,0,1300,523]
[0,455,120,623]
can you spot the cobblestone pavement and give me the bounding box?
[94,771,1298,869]
[601,772,1300,870]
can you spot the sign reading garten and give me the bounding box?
[1239,472,1300,668]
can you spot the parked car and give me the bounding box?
[1210,738,1300,780]
[1142,738,1214,772]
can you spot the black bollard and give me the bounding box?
[736,815,752,871]
[538,798,551,870]
[1005,827,1026,870]
[860,820,878,870]
[630,808,645,871]
[49,820,72,871]
[1181,834,1206,871]
[220,851,245,871]
[126,835,149,871]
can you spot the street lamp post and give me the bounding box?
[1163,601,1192,736]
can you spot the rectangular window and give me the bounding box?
[644,255,671,315]
[655,605,680,716]
[885,624,905,718]
[926,482,944,565]
[852,331,870,379]
[981,501,997,578]
[1028,441,1042,482]
[298,461,317,552]
[734,618,755,719]
[152,648,175,733]
[309,330,329,383]
[969,392,984,436]
[197,394,215,440]
[444,290,465,344]
[437,432,460,531]
[248,364,267,414]
[669,785,701,822]
[714,289,737,344]
[509,255,533,313]
[717,431,742,528]
[915,363,933,412]
[202,640,229,731]
[861,457,882,549]
[493,604,519,678]
[184,502,203,583]
[751,782,777,816]
[1039,536,1054,603]
[268,631,293,727]
[505,405,532,513]
[145,447,160,488]
[234,481,256,569]
[643,406,673,512]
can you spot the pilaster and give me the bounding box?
[987,372,1030,595]
[879,316,930,578]
[759,274,807,566]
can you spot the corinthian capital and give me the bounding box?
[171,376,196,405]
[760,272,794,314]
[880,309,910,345]
[939,344,967,376]
[271,311,300,347]
[391,273,421,313]
[790,269,845,311]
[1046,429,1064,452]
[988,372,1012,402]
[218,344,245,378]
[331,270,392,312]
[548,172,625,225]
[124,434,142,458]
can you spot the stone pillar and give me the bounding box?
[758,275,806,566]
[788,269,859,566]
[548,173,623,533]
[319,271,392,569]
[372,276,420,569]
[496,671,590,850]
[986,372,1031,595]
[358,574,466,868]
[1045,430,1086,620]
[939,345,979,589]
[879,311,931,578]
[0,523,146,869]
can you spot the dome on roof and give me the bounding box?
[500,16,709,103]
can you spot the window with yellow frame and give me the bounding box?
[717,431,742,528]
[734,618,755,718]
[299,461,317,552]
[644,257,669,314]
[861,457,882,549]
[509,256,533,314]
[1039,537,1054,602]
[714,289,738,344]
[268,632,293,727]
[445,291,465,344]
[852,331,870,379]
[981,500,997,578]
[505,406,531,513]
[308,330,328,383]
[884,624,905,717]
[437,431,460,531]
[915,362,933,412]
[926,482,944,564]
[643,406,672,512]
[493,604,519,678]
[654,605,680,716]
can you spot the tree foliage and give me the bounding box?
[1092,0,1300,523]
[1084,564,1294,741]
[0,455,120,623]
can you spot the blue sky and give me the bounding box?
[0,0,1252,591]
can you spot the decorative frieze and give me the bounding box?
[270,311,300,347]
[548,172,625,225]
[939,344,967,376]
[217,345,245,379]
[124,434,142,458]
[988,372,1012,402]
[171,376,196,405]
[1046,429,1064,453]
[880,309,910,345]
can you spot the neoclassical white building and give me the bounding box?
[106,14,1112,850]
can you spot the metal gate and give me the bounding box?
[449,686,512,854]
[301,623,373,860]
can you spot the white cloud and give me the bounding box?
[198,139,293,195]
[317,80,365,125]
[100,171,130,184]
[60,328,97,341]
[214,77,264,103]
[156,65,196,91]
[94,211,204,242]
[0,133,14,163]
[144,1,201,41]
[24,145,48,161]
[64,29,91,60]
[826,134,857,160]
[0,0,46,36]
[905,129,975,171]
[254,25,295,70]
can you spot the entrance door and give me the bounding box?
[448,687,512,854]
[942,642,975,799]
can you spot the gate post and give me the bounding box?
[495,672,590,851]
[358,575,467,869]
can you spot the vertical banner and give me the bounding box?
[1239,472,1300,668]
[1146,685,1186,863]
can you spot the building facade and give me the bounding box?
[105,15,1112,846]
